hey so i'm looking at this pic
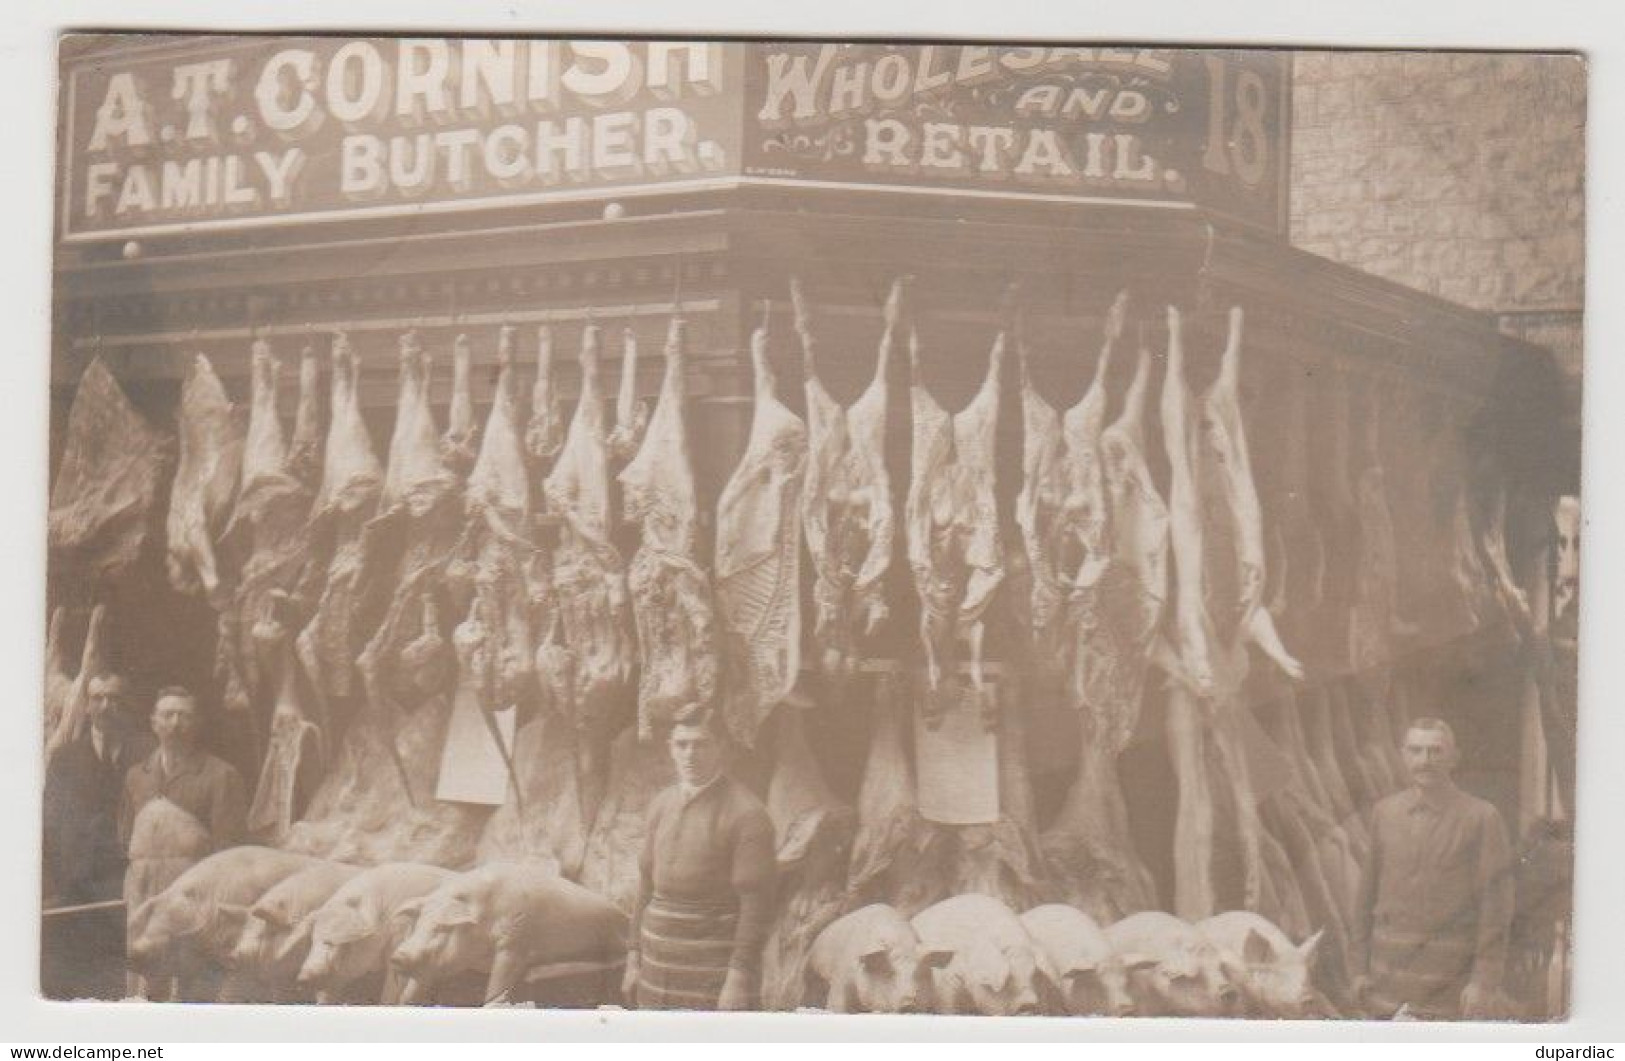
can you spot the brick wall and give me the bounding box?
[1289,52,1586,382]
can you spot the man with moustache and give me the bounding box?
[623,705,776,1011]
[1351,717,1515,1020]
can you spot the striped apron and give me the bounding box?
[636,897,741,1010]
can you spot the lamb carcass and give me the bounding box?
[1042,333,1165,921]
[1157,306,1299,921]
[906,320,1005,725]
[619,316,718,740]
[525,325,564,469]
[440,326,536,804]
[166,353,244,606]
[761,708,857,1010]
[49,358,169,584]
[716,310,807,749]
[605,326,651,463]
[216,341,322,770]
[296,332,384,720]
[797,278,899,686]
[1014,294,1116,697]
[540,324,634,812]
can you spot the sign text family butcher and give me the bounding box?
[59,37,1287,239]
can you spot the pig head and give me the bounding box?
[127,882,252,980]
[806,904,952,1014]
[299,863,454,1002]
[933,937,1054,1017]
[231,863,361,994]
[1107,912,1244,1018]
[1019,905,1136,1017]
[1198,913,1323,1018]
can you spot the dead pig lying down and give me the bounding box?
[228,861,363,998]
[1104,910,1248,1018]
[127,847,322,988]
[1020,904,1137,1018]
[388,860,627,1005]
[804,904,953,1014]
[910,894,1061,1017]
[1197,911,1325,1018]
[298,862,457,1004]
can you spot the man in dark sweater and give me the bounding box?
[1351,717,1515,1019]
[624,706,776,1011]
[42,673,154,905]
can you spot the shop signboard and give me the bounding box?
[743,43,1290,232]
[59,38,1289,242]
[59,36,745,241]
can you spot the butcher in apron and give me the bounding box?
[624,707,775,1011]
[118,687,248,1000]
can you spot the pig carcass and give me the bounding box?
[50,358,169,584]
[797,277,899,685]
[166,353,244,606]
[605,325,651,463]
[127,846,321,1000]
[910,893,1058,1016]
[1198,910,1325,1018]
[760,707,857,1010]
[540,323,635,793]
[1104,910,1245,1018]
[619,316,717,740]
[1042,332,1166,921]
[299,862,457,1004]
[391,861,627,1006]
[804,903,952,1013]
[906,324,1005,725]
[44,603,108,758]
[230,860,363,1001]
[1020,904,1137,1017]
[715,311,807,750]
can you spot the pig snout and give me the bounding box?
[298,941,334,986]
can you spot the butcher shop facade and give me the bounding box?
[44,34,1575,1020]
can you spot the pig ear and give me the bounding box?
[858,946,891,975]
[1123,954,1160,973]
[442,898,479,927]
[1243,929,1272,965]
[920,947,955,970]
[391,898,427,936]
[1298,929,1324,963]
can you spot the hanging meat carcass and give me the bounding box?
[166,354,244,606]
[49,358,169,584]
[619,316,718,741]
[606,326,651,463]
[247,630,325,846]
[1157,306,1301,922]
[760,708,857,1010]
[355,330,468,794]
[295,332,385,724]
[290,332,485,867]
[526,325,565,470]
[440,326,537,805]
[216,341,323,775]
[906,320,1005,726]
[716,310,808,750]
[1041,332,1166,922]
[540,324,635,814]
[797,278,900,687]
[1015,293,1121,688]
[44,603,108,758]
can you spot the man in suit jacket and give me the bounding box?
[42,673,154,905]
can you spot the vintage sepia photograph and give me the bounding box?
[39,34,1583,1023]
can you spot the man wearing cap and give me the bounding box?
[1351,717,1515,1020]
[623,706,776,1011]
